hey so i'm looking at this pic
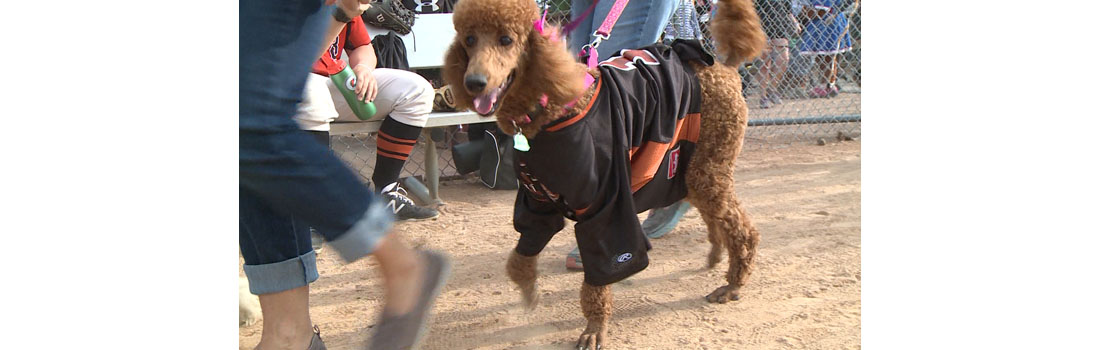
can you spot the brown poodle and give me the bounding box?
[444,0,766,348]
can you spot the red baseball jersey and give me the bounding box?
[312,16,373,76]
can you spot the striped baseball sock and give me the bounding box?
[373,116,422,190]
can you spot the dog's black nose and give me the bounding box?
[465,74,488,93]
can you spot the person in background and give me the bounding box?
[754,0,800,108]
[239,0,449,349]
[566,0,678,61]
[797,0,851,98]
[296,14,440,223]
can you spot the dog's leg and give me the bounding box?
[693,195,760,303]
[687,62,761,304]
[708,199,761,303]
[702,215,725,269]
[577,282,612,350]
[506,250,540,310]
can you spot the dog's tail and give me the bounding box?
[709,0,767,66]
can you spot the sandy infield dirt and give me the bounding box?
[240,140,861,350]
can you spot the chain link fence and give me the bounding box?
[334,0,860,185]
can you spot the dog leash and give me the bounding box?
[579,0,631,70]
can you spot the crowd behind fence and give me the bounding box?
[333,0,860,184]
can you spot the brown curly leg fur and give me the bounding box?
[686,63,762,304]
[695,200,761,303]
[706,220,725,269]
[506,250,540,310]
[577,282,611,350]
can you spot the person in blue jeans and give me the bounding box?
[562,0,693,271]
[239,0,449,349]
[566,0,677,61]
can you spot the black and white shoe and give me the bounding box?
[381,182,439,221]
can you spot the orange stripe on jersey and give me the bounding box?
[574,204,591,217]
[680,113,700,142]
[629,113,701,192]
[546,78,603,132]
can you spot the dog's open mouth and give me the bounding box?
[472,72,515,116]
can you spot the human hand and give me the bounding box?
[353,64,378,102]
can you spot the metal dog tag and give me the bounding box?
[513,133,530,152]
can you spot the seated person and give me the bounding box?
[296,14,438,222]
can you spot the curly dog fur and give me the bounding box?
[448,0,765,347]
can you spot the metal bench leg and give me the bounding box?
[423,128,443,206]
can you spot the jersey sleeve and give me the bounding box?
[512,189,565,257]
[345,17,373,51]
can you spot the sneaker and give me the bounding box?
[361,0,416,35]
[827,84,840,97]
[759,97,771,109]
[381,182,440,221]
[642,201,692,239]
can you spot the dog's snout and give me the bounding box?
[465,74,488,93]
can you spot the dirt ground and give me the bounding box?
[240,140,861,350]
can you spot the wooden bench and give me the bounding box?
[331,13,494,205]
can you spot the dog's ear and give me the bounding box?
[521,27,585,116]
[442,41,473,110]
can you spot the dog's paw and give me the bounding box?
[705,285,741,304]
[575,323,607,350]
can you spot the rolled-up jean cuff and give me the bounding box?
[243,250,320,295]
[329,200,395,263]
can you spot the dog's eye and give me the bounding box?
[465,36,476,46]
[499,36,513,46]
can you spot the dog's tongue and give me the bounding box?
[473,88,501,115]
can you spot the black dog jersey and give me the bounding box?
[512,40,713,286]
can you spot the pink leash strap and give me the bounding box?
[595,0,630,41]
[581,0,630,69]
[574,0,629,107]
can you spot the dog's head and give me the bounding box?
[443,0,586,135]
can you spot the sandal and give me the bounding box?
[367,250,451,350]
